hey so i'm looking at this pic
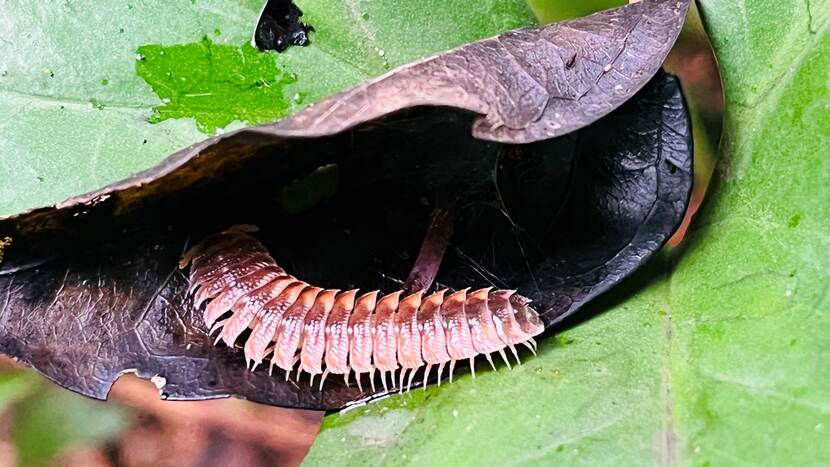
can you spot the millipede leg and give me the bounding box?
[498,349,512,370]
[267,347,278,376]
[209,319,227,337]
[356,373,363,392]
[344,371,351,388]
[469,357,476,379]
[449,359,456,384]
[213,332,225,346]
[381,371,389,392]
[486,353,496,371]
[369,369,376,392]
[528,337,538,353]
[423,364,433,390]
[509,344,521,365]
[522,341,537,356]
[406,368,417,392]
[309,373,316,388]
[399,368,407,391]
[437,362,445,386]
[319,369,329,391]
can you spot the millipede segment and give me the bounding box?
[181,226,544,391]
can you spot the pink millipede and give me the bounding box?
[180,225,544,392]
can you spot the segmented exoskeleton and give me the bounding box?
[180,225,544,392]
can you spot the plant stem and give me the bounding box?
[402,208,454,295]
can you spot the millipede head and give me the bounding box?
[511,295,544,337]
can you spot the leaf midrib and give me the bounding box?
[0,89,150,113]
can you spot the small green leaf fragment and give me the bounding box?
[136,36,300,134]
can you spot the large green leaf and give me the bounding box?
[304,1,830,465]
[669,0,830,464]
[0,0,534,217]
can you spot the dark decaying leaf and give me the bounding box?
[0,2,692,411]
[271,0,689,143]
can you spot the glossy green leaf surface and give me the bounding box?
[0,0,534,217]
[669,0,830,464]
[304,1,830,465]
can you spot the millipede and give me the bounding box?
[180,222,544,392]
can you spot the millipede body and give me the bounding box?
[181,226,544,392]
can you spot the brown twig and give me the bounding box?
[402,208,455,295]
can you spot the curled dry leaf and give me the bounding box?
[0,1,691,411]
[270,0,689,143]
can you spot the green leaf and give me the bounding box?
[13,385,131,466]
[668,0,830,464]
[528,0,622,23]
[304,1,830,465]
[0,0,534,217]
[0,372,39,412]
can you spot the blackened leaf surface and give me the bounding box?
[0,71,691,410]
[269,0,689,143]
[529,70,694,325]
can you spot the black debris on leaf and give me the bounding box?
[254,0,313,52]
